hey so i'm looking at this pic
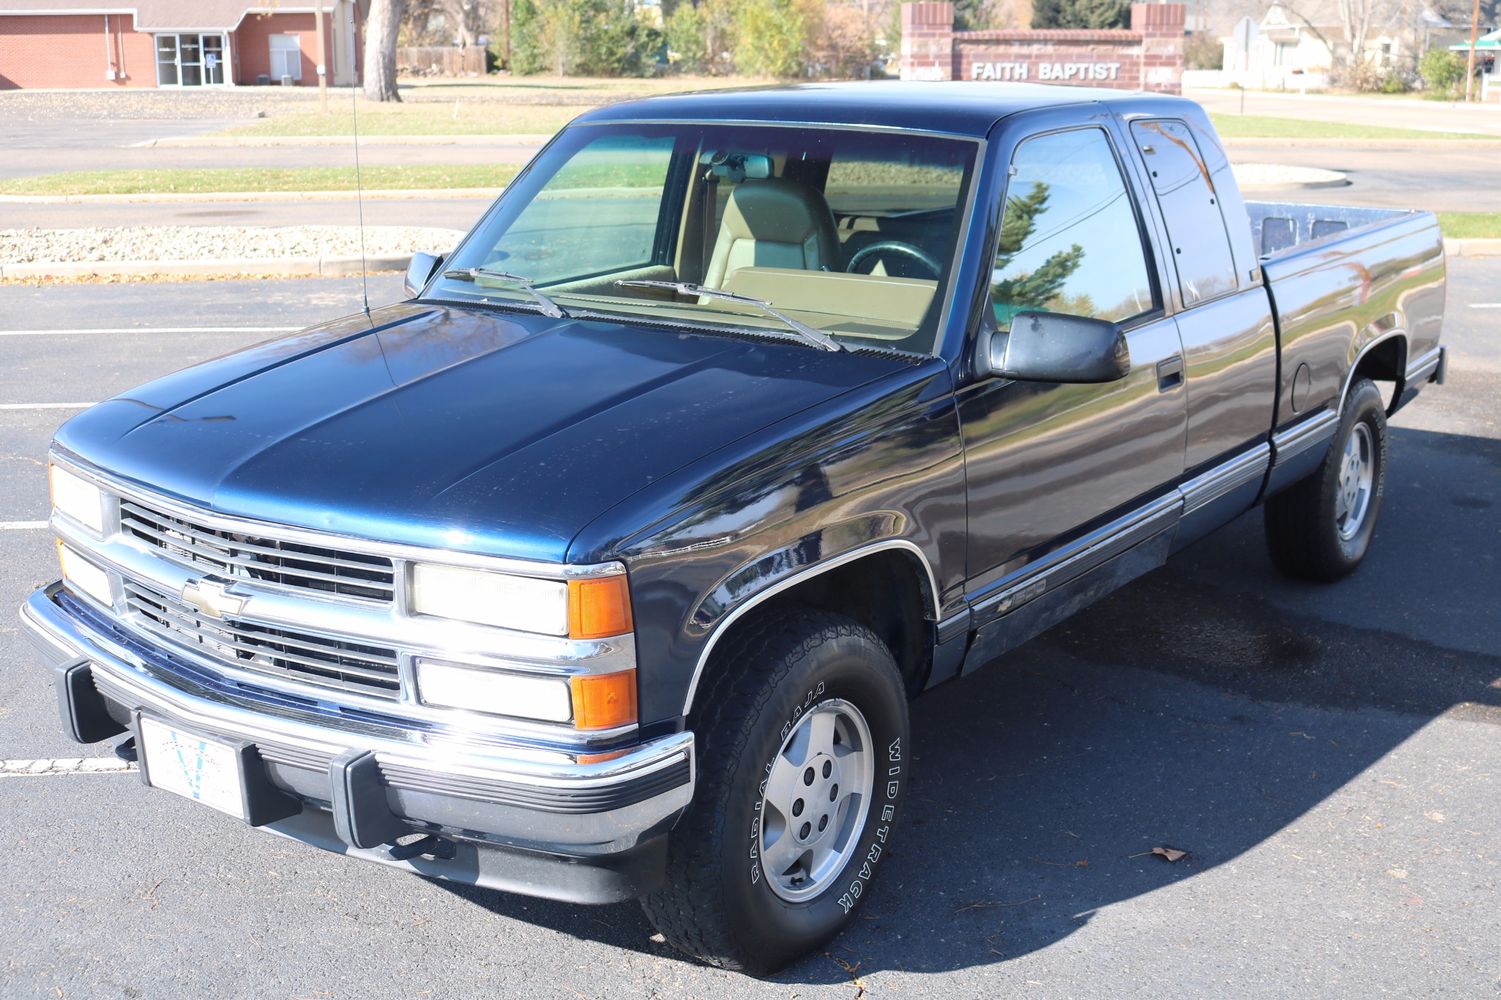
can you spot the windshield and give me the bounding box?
[425,122,980,355]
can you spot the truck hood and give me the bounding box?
[55,303,908,562]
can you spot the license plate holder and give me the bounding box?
[138,715,247,820]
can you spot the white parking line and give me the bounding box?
[0,326,302,337]
[0,402,97,410]
[1470,303,1501,309]
[0,521,48,530]
[0,757,136,777]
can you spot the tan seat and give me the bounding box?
[703,179,840,289]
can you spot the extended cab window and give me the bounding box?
[990,128,1156,329]
[427,123,979,355]
[1130,118,1239,305]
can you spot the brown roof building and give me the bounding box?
[0,0,365,89]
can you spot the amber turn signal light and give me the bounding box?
[568,575,634,639]
[571,669,638,730]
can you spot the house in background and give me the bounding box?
[1219,1,1458,90]
[0,0,365,89]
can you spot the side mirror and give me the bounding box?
[979,311,1130,384]
[404,252,444,297]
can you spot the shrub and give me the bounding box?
[1379,69,1411,94]
[804,3,880,79]
[732,0,807,78]
[1184,32,1223,71]
[1419,48,1465,99]
[508,0,659,76]
[664,2,708,72]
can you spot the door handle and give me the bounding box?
[1156,355,1184,392]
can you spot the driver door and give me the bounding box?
[957,119,1187,618]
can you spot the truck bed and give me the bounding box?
[1248,200,1446,436]
[1247,201,1421,260]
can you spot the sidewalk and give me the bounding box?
[1189,87,1501,138]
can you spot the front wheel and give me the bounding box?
[642,608,909,974]
[1264,377,1388,581]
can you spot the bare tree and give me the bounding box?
[364,0,409,101]
[1281,0,1395,82]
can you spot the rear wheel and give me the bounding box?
[1264,377,1388,581]
[642,608,909,974]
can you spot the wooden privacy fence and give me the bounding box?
[397,46,487,76]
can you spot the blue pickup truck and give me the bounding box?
[24,83,1446,972]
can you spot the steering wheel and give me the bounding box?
[846,240,943,279]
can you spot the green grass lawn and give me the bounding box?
[0,164,520,196]
[225,103,581,137]
[1207,113,1483,141]
[223,77,761,138]
[1436,212,1501,239]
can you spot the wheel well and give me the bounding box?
[713,551,935,700]
[1351,336,1407,412]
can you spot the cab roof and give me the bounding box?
[572,81,1200,138]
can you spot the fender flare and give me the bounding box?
[679,535,939,717]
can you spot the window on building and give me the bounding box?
[270,35,302,82]
[156,35,178,86]
[990,128,1157,328]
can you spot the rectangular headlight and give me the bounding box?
[57,542,113,607]
[409,563,568,634]
[415,658,573,722]
[49,463,107,534]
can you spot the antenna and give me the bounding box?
[350,4,370,320]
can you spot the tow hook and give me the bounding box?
[386,834,456,862]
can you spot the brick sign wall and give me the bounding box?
[900,1,1185,94]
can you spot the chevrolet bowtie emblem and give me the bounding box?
[180,579,247,620]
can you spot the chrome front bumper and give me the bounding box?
[22,582,695,903]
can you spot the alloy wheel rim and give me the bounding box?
[757,698,875,903]
[1336,422,1375,540]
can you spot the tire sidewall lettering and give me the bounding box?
[751,690,904,913]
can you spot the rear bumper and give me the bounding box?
[22,582,694,904]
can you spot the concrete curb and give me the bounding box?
[0,188,502,205]
[1444,238,1501,257]
[0,255,409,281]
[1237,176,1351,191]
[1221,136,1501,148]
[134,133,554,148]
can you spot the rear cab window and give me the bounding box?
[1129,118,1240,306]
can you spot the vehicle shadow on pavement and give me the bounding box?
[435,427,1501,981]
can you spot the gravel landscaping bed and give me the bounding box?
[0,80,671,124]
[0,88,319,122]
[0,225,466,264]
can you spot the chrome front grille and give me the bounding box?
[119,499,396,603]
[123,579,402,699]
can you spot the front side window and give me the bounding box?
[426,123,979,355]
[990,128,1157,330]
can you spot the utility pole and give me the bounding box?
[502,0,512,70]
[315,0,329,112]
[1465,0,1480,102]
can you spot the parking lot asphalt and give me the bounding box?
[0,269,1497,999]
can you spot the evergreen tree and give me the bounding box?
[1032,0,1130,30]
[991,182,1086,318]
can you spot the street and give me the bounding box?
[0,266,1497,999]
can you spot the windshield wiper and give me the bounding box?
[614,279,841,352]
[442,267,566,318]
